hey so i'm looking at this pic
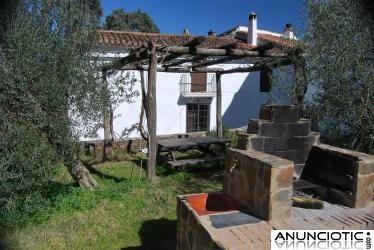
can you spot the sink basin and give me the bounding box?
[185,193,241,216]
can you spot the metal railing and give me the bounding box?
[179,73,216,94]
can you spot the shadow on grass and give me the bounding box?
[155,161,225,177]
[85,164,126,183]
[121,218,177,250]
[0,231,17,250]
[131,158,148,171]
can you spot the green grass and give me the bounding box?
[4,153,223,250]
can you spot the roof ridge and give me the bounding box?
[97,29,194,38]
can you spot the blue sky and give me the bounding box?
[101,0,305,36]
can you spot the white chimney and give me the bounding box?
[247,12,257,46]
[283,23,295,39]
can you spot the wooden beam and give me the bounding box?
[219,65,264,75]
[146,41,157,181]
[157,53,182,64]
[219,58,292,75]
[157,37,204,64]
[102,47,147,71]
[191,56,241,68]
[264,50,288,57]
[216,73,222,137]
[162,56,194,68]
[103,46,287,71]
[117,65,223,73]
[163,55,207,68]
[158,46,260,57]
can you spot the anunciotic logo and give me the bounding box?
[271,230,373,250]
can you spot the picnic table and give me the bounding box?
[157,136,230,168]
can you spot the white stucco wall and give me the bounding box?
[85,53,293,140]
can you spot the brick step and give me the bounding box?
[247,119,311,137]
[259,104,301,123]
[238,134,318,152]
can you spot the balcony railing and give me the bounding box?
[179,73,216,97]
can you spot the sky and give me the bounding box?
[101,0,306,36]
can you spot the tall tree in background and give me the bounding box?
[0,0,104,226]
[105,8,160,33]
[303,0,373,153]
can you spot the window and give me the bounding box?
[191,61,207,92]
[260,67,272,92]
[186,104,210,132]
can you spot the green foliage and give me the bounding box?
[0,0,18,45]
[0,122,55,227]
[105,8,160,33]
[303,0,374,153]
[207,126,238,147]
[0,0,102,228]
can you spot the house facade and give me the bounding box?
[90,13,295,140]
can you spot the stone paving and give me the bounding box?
[177,196,374,250]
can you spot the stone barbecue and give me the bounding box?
[177,105,374,250]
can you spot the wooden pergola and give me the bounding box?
[97,30,296,180]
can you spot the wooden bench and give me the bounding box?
[167,155,225,168]
[157,136,230,168]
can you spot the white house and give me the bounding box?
[91,13,295,140]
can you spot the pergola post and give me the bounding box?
[146,41,157,181]
[102,69,112,161]
[216,72,223,137]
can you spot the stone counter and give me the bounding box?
[224,148,294,220]
[177,193,374,250]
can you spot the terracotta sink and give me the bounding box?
[185,193,241,216]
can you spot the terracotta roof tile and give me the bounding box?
[96,30,257,50]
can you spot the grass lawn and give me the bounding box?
[5,153,223,250]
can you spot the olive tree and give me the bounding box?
[303,0,373,153]
[0,0,106,226]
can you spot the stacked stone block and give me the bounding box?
[237,105,319,178]
[301,144,374,208]
[223,148,294,221]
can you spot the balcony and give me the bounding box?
[179,73,216,97]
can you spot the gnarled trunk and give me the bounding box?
[69,161,99,189]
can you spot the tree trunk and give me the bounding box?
[64,144,99,190]
[146,41,157,181]
[138,68,149,141]
[102,70,113,161]
[70,161,99,189]
[216,73,223,137]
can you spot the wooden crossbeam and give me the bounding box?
[117,65,222,73]
[157,46,260,57]
[162,56,194,68]
[191,56,241,68]
[157,36,206,65]
[219,58,292,75]
[103,46,288,72]
[157,53,182,64]
[163,55,207,68]
[102,47,147,71]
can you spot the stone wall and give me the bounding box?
[80,132,206,156]
[237,105,319,178]
[223,148,294,220]
[177,195,224,250]
[301,144,374,208]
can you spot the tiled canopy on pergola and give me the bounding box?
[96,29,297,180]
